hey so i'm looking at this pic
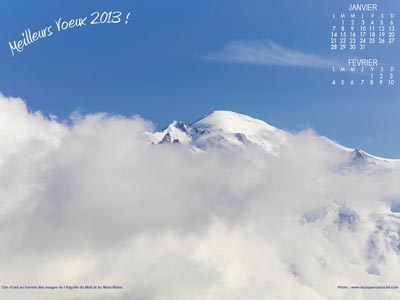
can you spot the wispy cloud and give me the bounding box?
[206,39,334,68]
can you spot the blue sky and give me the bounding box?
[1,0,400,157]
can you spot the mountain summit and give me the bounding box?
[148,111,288,154]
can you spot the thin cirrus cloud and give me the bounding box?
[206,39,334,68]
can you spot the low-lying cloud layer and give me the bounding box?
[0,94,400,300]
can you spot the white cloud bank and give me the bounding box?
[206,39,334,68]
[0,94,400,300]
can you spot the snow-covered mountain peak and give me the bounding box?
[193,110,278,134]
[146,110,288,154]
[189,110,287,153]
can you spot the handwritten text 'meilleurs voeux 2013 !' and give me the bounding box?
[8,11,130,57]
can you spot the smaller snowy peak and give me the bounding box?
[147,120,193,145]
[348,148,400,168]
[352,148,392,162]
[352,148,373,160]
